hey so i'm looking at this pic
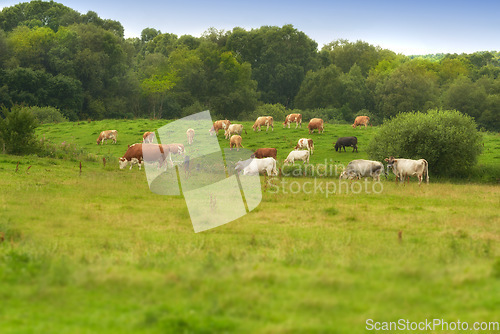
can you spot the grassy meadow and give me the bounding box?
[0,118,499,333]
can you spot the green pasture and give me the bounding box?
[0,119,499,333]
[35,118,498,167]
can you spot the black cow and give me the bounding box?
[334,136,358,152]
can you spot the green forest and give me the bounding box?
[0,0,499,130]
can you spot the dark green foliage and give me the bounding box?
[0,2,498,128]
[0,105,39,154]
[367,109,483,177]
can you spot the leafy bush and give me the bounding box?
[367,109,483,177]
[0,105,39,155]
[28,106,68,124]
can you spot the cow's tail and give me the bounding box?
[423,159,429,184]
[244,129,247,135]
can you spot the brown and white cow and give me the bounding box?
[96,130,117,145]
[295,138,314,155]
[384,156,429,185]
[252,116,274,132]
[308,118,324,134]
[143,131,155,143]
[209,120,231,136]
[283,113,302,128]
[352,116,371,128]
[119,143,184,170]
[186,128,195,145]
[119,143,143,170]
[229,135,243,151]
[251,148,277,160]
[224,124,245,139]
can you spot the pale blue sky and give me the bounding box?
[1,0,499,55]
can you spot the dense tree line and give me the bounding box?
[0,1,498,130]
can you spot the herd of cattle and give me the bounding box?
[96,114,429,184]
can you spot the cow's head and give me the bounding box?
[96,137,101,144]
[384,156,397,168]
[119,157,128,169]
[339,170,356,180]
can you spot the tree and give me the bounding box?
[226,25,318,106]
[442,76,486,120]
[367,109,483,177]
[0,105,39,155]
[141,28,160,43]
[8,26,55,69]
[340,64,369,119]
[372,60,439,119]
[322,39,396,76]
[294,65,343,109]
[141,73,177,119]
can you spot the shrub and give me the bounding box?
[28,106,68,124]
[367,109,483,177]
[0,105,39,155]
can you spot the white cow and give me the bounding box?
[284,150,310,165]
[295,138,314,155]
[224,124,245,139]
[235,157,278,176]
[384,156,429,184]
[339,159,385,181]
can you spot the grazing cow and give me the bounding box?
[251,148,277,160]
[186,128,195,145]
[352,116,371,128]
[308,118,324,134]
[384,156,429,185]
[252,116,274,132]
[119,143,143,170]
[229,135,243,151]
[295,138,314,155]
[96,130,117,145]
[335,136,358,152]
[209,120,231,136]
[283,113,302,128]
[224,124,246,139]
[284,150,310,165]
[143,131,155,143]
[119,143,184,170]
[339,159,385,181]
[236,157,278,176]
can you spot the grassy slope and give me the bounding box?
[0,119,499,333]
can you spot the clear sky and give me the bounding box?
[1,0,499,55]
